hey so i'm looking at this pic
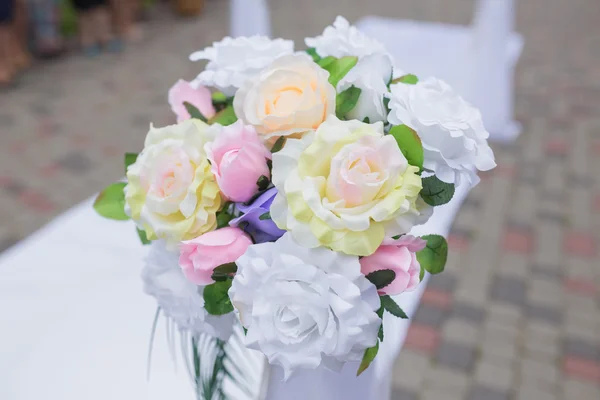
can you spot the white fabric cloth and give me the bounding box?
[230,0,271,38]
[0,185,471,400]
[263,180,473,400]
[356,0,523,143]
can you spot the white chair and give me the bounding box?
[230,0,271,38]
[356,0,524,143]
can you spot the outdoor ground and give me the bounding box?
[0,0,599,399]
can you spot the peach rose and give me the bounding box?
[233,53,336,141]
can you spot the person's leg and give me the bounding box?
[92,5,114,48]
[78,10,98,55]
[108,0,138,44]
[30,0,64,58]
[0,25,16,85]
[123,0,142,42]
[11,0,31,70]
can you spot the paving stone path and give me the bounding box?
[0,0,598,398]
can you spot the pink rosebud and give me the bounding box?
[168,79,216,123]
[179,227,252,285]
[205,121,272,202]
[360,235,427,296]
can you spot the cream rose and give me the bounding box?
[270,115,426,257]
[233,53,336,141]
[125,120,222,247]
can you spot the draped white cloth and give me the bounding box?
[0,178,470,400]
[227,0,523,143]
[355,0,523,143]
[263,181,472,400]
[230,0,271,38]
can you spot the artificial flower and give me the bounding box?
[229,233,380,379]
[204,121,272,202]
[125,119,222,247]
[387,77,496,185]
[305,16,393,121]
[190,36,294,97]
[305,16,390,62]
[229,187,285,243]
[338,53,392,123]
[168,79,216,123]
[270,115,425,256]
[360,235,426,296]
[233,53,336,141]
[143,241,234,340]
[179,227,252,286]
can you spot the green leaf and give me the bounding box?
[211,262,237,281]
[320,56,358,87]
[184,101,207,122]
[211,92,232,111]
[306,47,321,63]
[270,136,287,153]
[211,92,228,104]
[417,234,448,275]
[208,106,237,126]
[420,176,455,206]
[419,264,426,281]
[259,212,271,221]
[124,152,138,174]
[377,306,384,341]
[363,117,371,124]
[93,182,129,221]
[383,97,391,114]
[212,262,237,275]
[216,211,233,229]
[256,175,270,191]
[391,74,419,85]
[381,295,408,319]
[366,269,396,290]
[388,124,424,170]
[137,228,151,245]
[203,280,234,315]
[317,56,336,69]
[336,86,362,119]
[357,341,379,376]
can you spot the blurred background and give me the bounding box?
[0,0,599,399]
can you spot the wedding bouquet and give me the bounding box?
[94,16,495,397]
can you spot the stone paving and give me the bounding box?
[1,0,599,399]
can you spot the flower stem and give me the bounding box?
[192,336,201,400]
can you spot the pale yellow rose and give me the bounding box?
[233,53,336,141]
[270,116,426,256]
[125,120,222,247]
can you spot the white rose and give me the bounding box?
[338,53,392,123]
[233,53,336,141]
[229,234,381,379]
[305,16,393,123]
[387,77,496,185]
[142,241,234,341]
[305,16,390,62]
[189,36,294,96]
